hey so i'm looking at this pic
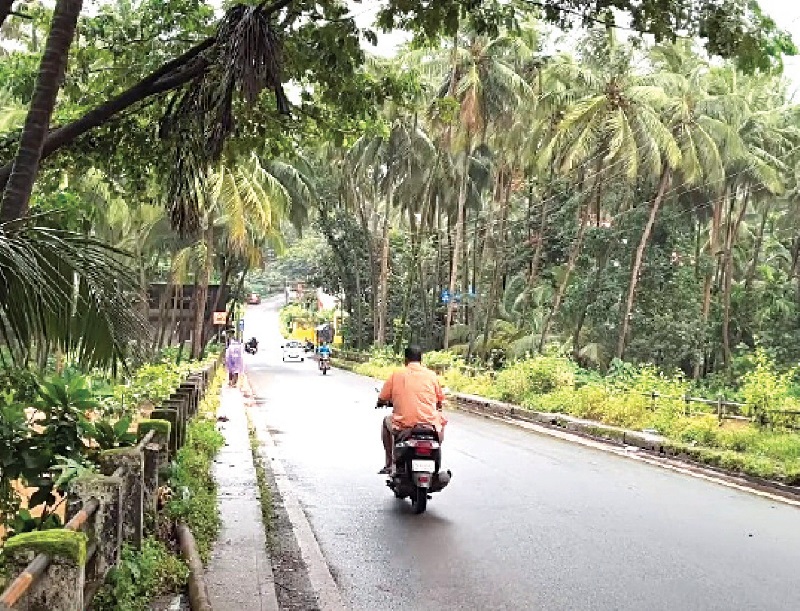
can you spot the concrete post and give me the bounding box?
[70,474,122,578]
[3,531,87,611]
[137,420,171,521]
[164,397,187,447]
[151,408,179,453]
[99,448,144,549]
[178,383,199,417]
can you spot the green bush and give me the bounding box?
[165,377,224,563]
[740,349,794,422]
[92,538,188,611]
[422,350,462,370]
[494,356,575,402]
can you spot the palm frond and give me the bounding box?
[0,222,149,370]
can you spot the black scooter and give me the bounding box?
[244,337,258,355]
[376,393,451,514]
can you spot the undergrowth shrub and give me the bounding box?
[165,398,224,563]
[493,356,575,402]
[92,537,188,611]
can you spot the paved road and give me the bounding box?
[243,300,800,611]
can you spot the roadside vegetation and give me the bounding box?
[164,372,225,563]
[1,0,798,601]
[340,348,800,484]
[0,353,223,600]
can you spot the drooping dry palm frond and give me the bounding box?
[160,4,289,237]
[0,221,149,370]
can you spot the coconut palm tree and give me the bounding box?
[177,153,313,358]
[0,221,147,369]
[537,31,681,353]
[420,28,534,348]
[615,43,742,359]
[0,0,83,223]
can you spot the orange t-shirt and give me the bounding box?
[379,362,446,432]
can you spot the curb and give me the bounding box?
[333,358,800,508]
[242,372,348,611]
[177,522,213,611]
[454,397,800,508]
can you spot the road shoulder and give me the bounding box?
[243,372,348,611]
[206,386,280,611]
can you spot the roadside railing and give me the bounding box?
[334,350,800,430]
[0,358,221,611]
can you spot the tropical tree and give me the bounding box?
[1,0,83,223]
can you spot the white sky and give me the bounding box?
[10,0,800,89]
[759,0,800,95]
[352,1,800,96]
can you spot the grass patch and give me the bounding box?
[164,373,225,563]
[247,418,274,538]
[92,537,189,611]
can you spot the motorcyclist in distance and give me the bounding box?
[317,342,331,369]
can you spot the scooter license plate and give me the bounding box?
[411,459,435,473]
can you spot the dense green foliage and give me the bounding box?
[164,372,224,563]
[282,25,800,386]
[0,351,218,537]
[92,537,189,611]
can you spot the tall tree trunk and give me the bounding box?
[722,189,750,370]
[616,167,671,360]
[396,212,419,352]
[376,204,391,347]
[538,203,590,352]
[573,248,608,357]
[191,226,214,359]
[156,281,175,350]
[481,168,512,356]
[461,204,470,326]
[209,261,231,321]
[538,166,599,352]
[694,193,725,379]
[0,0,83,222]
[468,197,497,359]
[444,149,470,349]
[744,203,770,294]
[176,283,190,362]
[168,282,182,348]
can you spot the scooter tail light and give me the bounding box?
[405,439,438,449]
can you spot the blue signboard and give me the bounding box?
[238,319,245,330]
[441,289,450,304]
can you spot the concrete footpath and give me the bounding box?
[205,385,279,611]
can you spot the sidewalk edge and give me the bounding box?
[242,373,348,611]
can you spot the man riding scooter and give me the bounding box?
[376,345,446,474]
[317,342,332,372]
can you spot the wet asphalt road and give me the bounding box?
[243,301,800,611]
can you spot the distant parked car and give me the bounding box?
[247,292,261,305]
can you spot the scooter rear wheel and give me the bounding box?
[411,486,427,514]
